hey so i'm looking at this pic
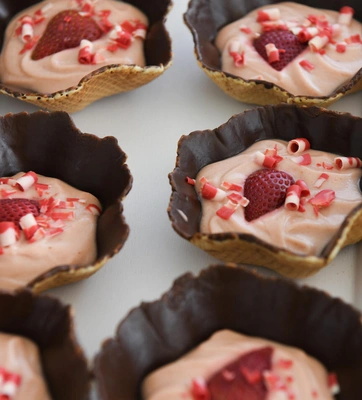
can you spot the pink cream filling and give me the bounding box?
[194,139,362,256]
[142,330,337,400]
[0,0,148,93]
[215,2,362,96]
[0,172,101,291]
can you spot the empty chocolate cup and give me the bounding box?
[184,0,362,107]
[94,264,362,400]
[168,104,362,278]
[0,0,172,112]
[0,110,131,292]
[0,289,90,400]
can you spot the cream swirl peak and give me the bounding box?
[142,330,338,400]
[0,0,148,93]
[192,139,362,256]
[0,171,101,290]
[215,2,362,96]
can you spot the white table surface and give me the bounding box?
[0,0,361,394]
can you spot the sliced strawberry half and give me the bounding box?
[32,10,103,60]
[253,30,307,71]
[0,199,40,226]
[244,169,295,222]
[206,347,273,400]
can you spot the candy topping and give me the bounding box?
[0,367,22,399]
[309,190,336,216]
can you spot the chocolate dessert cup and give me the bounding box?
[184,0,362,107]
[0,0,172,112]
[0,110,131,292]
[168,104,362,278]
[94,264,362,399]
[0,289,90,399]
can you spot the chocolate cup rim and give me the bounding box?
[0,0,173,96]
[0,110,132,292]
[93,264,362,400]
[168,104,362,261]
[184,0,362,100]
[0,288,90,400]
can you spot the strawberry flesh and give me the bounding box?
[253,30,307,71]
[0,199,40,226]
[244,169,294,222]
[32,10,103,60]
[206,347,273,400]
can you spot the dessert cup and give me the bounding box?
[0,110,131,292]
[184,0,362,107]
[0,288,90,399]
[0,0,173,112]
[94,264,362,399]
[168,104,362,278]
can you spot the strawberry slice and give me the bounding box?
[0,199,40,226]
[31,10,103,60]
[244,169,294,222]
[206,347,273,400]
[253,30,307,71]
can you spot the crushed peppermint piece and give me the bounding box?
[291,153,312,165]
[299,59,315,72]
[314,173,329,188]
[309,190,335,216]
[287,138,310,154]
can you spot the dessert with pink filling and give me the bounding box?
[142,330,339,400]
[0,332,51,400]
[0,171,101,290]
[0,0,148,93]
[215,2,362,96]
[193,139,362,256]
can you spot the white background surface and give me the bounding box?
[0,0,361,393]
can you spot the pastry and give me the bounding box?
[0,110,131,292]
[194,139,362,256]
[0,289,90,400]
[184,0,362,106]
[168,104,362,277]
[94,265,362,399]
[0,0,172,112]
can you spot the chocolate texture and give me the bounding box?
[0,289,90,399]
[0,110,131,291]
[94,264,362,399]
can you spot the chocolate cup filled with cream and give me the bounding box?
[0,289,90,399]
[0,0,172,112]
[184,0,362,107]
[0,110,131,293]
[168,104,362,278]
[94,265,362,399]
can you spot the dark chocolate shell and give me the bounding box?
[94,264,362,400]
[0,110,131,292]
[0,289,90,399]
[184,0,362,106]
[168,104,362,278]
[0,0,173,112]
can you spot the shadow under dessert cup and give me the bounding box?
[184,0,362,107]
[168,104,362,278]
[0,0,172,112]
[94,265,362,399]
[0,110,131,293]
[0,288,90,399]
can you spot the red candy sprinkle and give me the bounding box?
[243,169,295,222]
[254,30,307,71]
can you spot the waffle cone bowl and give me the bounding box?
[0,110,131,293]
[168,104,362,278]
[0,289,90,399]
[94,265,362,399]
[0,0,172,113]
[184,0,362,107]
